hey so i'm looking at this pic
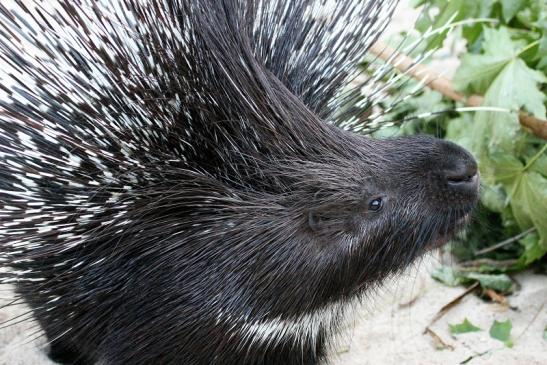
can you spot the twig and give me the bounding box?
[368,41,547,140]
[424,327,455,351]
[424,282,479,332]
[475,227,536,256]
[458,258,518,270]
[484,289,508,306]
[423,283,479,352]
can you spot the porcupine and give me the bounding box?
[0,0,480,364]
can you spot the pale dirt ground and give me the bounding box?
[331,257,547,365]
[1,1,546,364]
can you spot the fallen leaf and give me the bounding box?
[489,319,513,347]
[449,318,481,334]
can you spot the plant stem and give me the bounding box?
[517,40,540,57]
[523,143,547,172]
[474,227,537,256]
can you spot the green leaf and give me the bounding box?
[506,61,547,119]
[410,0,427,8]
[487,147,547,251]
[511,151,547,224]
[431,267,515,291]
[490,152,524,185]
[449,318,482,334]
[543,326,547,341]
[445,115,474,152]
[471,107,518,162]
[453,28,517,94]
[414,0,495,50]
[453,54,510,94]
[516,1,547,29]
[489,58,545,118]
[470,58,546,160]
[422,0,464,50]
[431,266,464,286]
[538,34,547,72]
[455,27,547,112]
[510,171,547,249]
[516,232,546,267]
[530,154,547,177]
[480,184,507,213]
[482,27,517,56]
[462,0,497,46]
[464,273,514,293]
[489,319,513,347]
[500,0,527,22]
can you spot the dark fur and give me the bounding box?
[0,1,479,364]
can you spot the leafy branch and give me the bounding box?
[369,40,547,140]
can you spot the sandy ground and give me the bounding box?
[331,257,547,365]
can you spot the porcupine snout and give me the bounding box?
[426,138,480,208]
[383,136,480,209]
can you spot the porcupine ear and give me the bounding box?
[248,0,399,121]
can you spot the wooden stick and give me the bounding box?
[368,41,547,140]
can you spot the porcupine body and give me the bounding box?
[0,1,480,364]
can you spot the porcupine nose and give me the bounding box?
[439,141,479,195]
[444,162,478,194]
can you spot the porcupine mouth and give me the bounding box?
[426,213,472,250]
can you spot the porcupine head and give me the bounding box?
[0,0,479,364]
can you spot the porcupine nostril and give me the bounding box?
[443,159,479,194]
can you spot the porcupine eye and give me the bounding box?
[368,197,383,212]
